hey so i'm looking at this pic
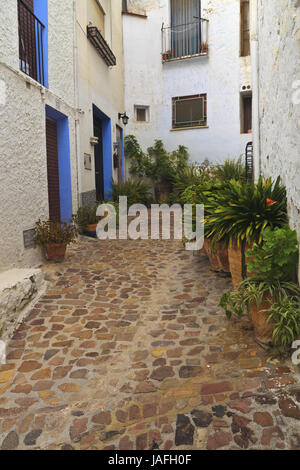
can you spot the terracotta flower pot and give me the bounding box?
[86,223,98,233]
[204,239,229,272]
[45,243,67,261]
[250,293,274,346]
[204,238,220,270]
[228,240,252,289]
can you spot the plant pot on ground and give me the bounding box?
[207,177,288,287]
[249,292,274,346]
[205,238,229,273]
[220,226,300,349]
[35,219,77,262]
[228,240,253,288]
[74,203,101,237]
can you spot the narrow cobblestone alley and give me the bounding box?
[0,236,299,450]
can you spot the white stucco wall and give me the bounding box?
[123,0,252,164]
[0,0,78,272]
[76,0,125,200]
[256,0,300,237]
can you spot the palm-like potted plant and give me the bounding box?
[182,180,230,272]
[220,226,299,346]
[35,219,77,261]
[207,177,287,287]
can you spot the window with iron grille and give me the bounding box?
[172,94,207,129]
[18,0,46,85]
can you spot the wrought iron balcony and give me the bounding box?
[87,26,116,67]
[18,0,45,85]
[162,19,208,62]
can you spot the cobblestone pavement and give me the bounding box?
[0,236,299,450]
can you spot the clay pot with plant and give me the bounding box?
[35,219,77,262]
[220,225,300,347]
[74,203,102,237]
[207,177,288,288]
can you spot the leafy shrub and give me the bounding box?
[35,220,77,245]
[268,296,300,350]
[124,135,152,178]
[247,226,299,282]
[219,225,300,352]
[110,180,153,207]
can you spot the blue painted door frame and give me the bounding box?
[45,105,72,222]
[33,0,48,88]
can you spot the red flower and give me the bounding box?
[266,198,277,206]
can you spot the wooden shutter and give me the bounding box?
[241,1,250,56]
[46,119,61,221]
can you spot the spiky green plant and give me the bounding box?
[110,180,153,207]
[207,177,287,245]
[213,157,246,182]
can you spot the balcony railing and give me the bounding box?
[87,26,117,67]
[162,19,208,62]
[18,0,45,85]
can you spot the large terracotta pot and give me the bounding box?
[45,243,66,261]
[86,223,98,234]
[250,293,274,346]
[217,242,230,273]
[204,239,229,272]
[228,240,252,289]
[204,238,220,270]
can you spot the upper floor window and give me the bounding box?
[172,94,207,129]
[18,0,46,86]
[135,105,150,122]
[240,0,250,56]
[162,0,208,61]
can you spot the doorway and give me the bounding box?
[46,118,61,221]
[93,117,104,201]
[116,125,123,184]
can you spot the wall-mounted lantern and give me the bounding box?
[118,112,129,126]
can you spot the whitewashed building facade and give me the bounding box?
[122,0,253,164]
[251,0,300,264]
[0,0,125,271]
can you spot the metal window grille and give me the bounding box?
[18,0,45,85]
[172,94,207,128]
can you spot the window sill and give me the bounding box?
[171,126,209,131]
[163,52,208,63]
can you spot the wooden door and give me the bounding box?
[46,118,61,221]
[94,118,104,201]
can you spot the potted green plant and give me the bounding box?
[207,177,287,288]
[74,203,101,236]
[35,219,77,261]
[182,180,230,272]
[220,226,299,346]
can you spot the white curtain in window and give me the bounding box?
[171,0,202,57]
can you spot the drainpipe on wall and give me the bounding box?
[250,0,261,181]
[73,0,82,208]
